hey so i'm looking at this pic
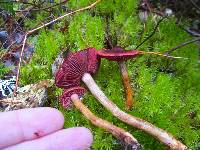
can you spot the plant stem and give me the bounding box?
[136,17,167,49]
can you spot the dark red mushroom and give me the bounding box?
[98,47,140,61]
[55,48,99,107]
[55,48,100,89]
[55,47,143,149]
[55,47,187,149]
[55,47,140,107]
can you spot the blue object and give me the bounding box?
[0,31,9,48]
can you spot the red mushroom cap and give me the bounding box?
[55,48,100,89]
[60,87,86,108]
[55,48,100,108]
[97,46,140,61]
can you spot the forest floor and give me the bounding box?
[0,0,200,149]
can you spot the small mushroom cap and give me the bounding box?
[60,87,86,108]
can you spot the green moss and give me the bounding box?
[20,30,66,85]
[18,0,200,149]
[68,12,105,50]
[0,62,12,78]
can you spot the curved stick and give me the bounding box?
[82,73,187,150]
[71,94,141,150]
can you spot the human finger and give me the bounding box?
[0,107,64,148]
[4,127,93,150]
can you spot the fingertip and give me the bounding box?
[40,107,65,126]
[73,127,93,146]
[53,127,93,150]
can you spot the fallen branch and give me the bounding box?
[13,0,101,96]
[82,73,187,150]
[190,0,200,12]
[71,94,141,150]
[164,37,200,55]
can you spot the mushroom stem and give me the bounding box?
[82,73,187,150]
[71,94,141,150]
[118,61,134,110]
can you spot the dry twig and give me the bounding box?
[164,37,200,55]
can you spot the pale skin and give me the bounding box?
[0,107,93,150]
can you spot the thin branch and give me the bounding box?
[71,94,141,149]
[13,0,101,96]
[13,34,27,96]
[185,28,200,37]
[136,17,167,49]
[16,0,69,12]
[82,73,187,150]
[27,0,101,34]
[190,0,200,12]
[164,37,200,55]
